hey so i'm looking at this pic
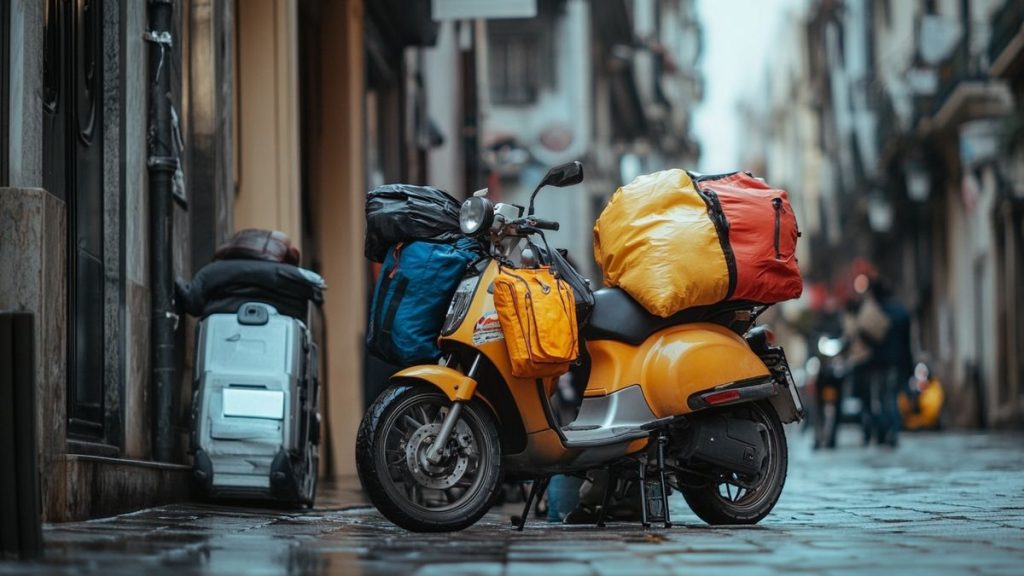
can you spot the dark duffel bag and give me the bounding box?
[176,260,325,321]
[215,229,301,265]
[365,184,462,263]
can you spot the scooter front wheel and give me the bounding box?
[355,384,502,532]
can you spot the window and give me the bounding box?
[490,32,544,105]
[487,13,555,105]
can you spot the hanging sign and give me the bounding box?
[433,0,537,21]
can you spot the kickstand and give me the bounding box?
[639,431,673,529]
[512,476,549,531]
[657,432,673,528]
[595,466,618,528]
[638,454,651,529]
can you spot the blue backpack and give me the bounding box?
[367,239,481,365]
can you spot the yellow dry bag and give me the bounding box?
[493,266,579,378]
[593,169,731,317]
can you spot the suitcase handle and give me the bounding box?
[238,303,270,326]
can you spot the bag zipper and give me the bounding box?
[502,277,545,365]
[534,276,551,294]
[507,270,551,362]
[772,198,782,259]
[694,184,737,300]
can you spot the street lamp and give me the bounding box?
[867,192,894,233]
[906,163,931,202]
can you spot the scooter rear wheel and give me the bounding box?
[356,384,502,532]
[681,401,788,525]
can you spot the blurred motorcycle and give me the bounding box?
[806,334,846,449]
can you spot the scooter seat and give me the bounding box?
[583,288,754,346]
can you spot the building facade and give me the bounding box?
[0,0,429,521]
[3,0,710,523]
[474,0,704,281]
[741,0,1024,428]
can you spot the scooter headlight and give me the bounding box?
[441,275,481,336]
[817,336,843,358]
[459,197,494,235]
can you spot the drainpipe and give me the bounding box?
[146,0,178,463]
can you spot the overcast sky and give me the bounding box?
[694,0,791,173]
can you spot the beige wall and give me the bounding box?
[234,0,365,477]
[234,0,302,249]
[315,0,366,478]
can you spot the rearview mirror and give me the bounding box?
[528,161,584,215]
[541,161,584,188]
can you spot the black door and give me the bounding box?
[42,0,106,440]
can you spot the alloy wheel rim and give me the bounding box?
[376,393,487,514]
[713,404,780,511]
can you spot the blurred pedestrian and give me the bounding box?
[841,296,874,445]
[861,280,912,448]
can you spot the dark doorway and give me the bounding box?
[42,0,106,441]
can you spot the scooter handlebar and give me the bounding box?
[526,217,560,231]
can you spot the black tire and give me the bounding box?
[681,401,788,525]
[300,442,319,508]
[355,384,503,532]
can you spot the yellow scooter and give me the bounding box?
[355,162,804,532]
[899,363,945,431]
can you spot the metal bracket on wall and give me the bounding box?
[165,310,180,332]
[143,30,173,47]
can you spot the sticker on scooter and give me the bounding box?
[472,311,504,345]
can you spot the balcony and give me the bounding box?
[989,0,1024,77]
[924,35,1013,132]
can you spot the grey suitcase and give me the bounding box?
[192,302,320,506]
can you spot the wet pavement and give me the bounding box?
[2,430,1023,575]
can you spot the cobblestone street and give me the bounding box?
[3,430,1023,575]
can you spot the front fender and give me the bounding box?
[391,365,478,402]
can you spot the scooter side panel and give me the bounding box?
[586,323,770,419]
[503,428,575,470]
[438,261,554,435]
[582,339,642,398]
[502,429,648,474]
[641,323,770,417]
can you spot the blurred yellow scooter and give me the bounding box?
[898,363,945,430]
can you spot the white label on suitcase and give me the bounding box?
[222,388,285,420]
